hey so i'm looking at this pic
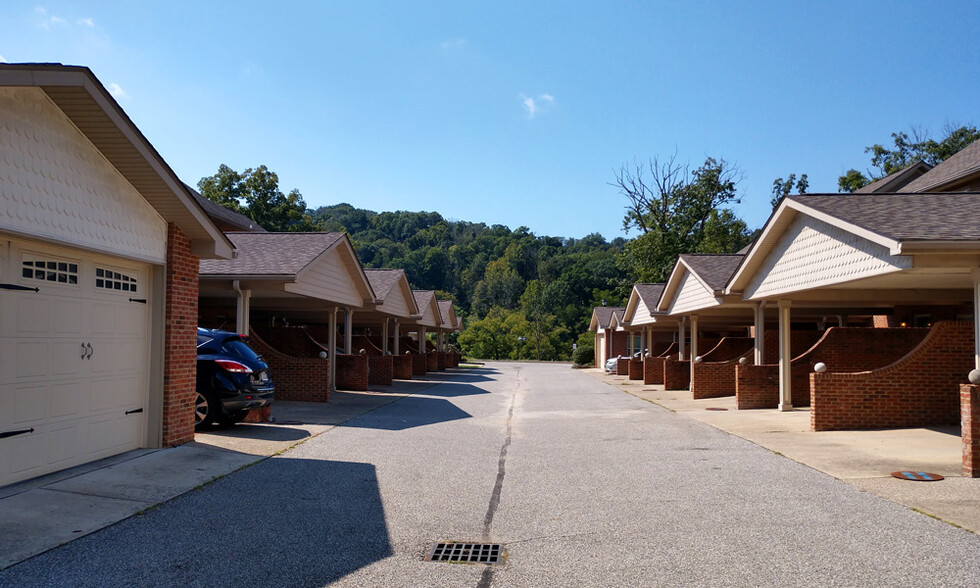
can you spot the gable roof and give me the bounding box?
[622,283,667,326]
[657,254,744,314]
[412,290,444,328]
[437,300,459,330]
[727,192,980,296]
[364,268,420,317]
[187,186,266,232]
[680,254,744,291]
[899,140,980,193]
[364,268,404,300]
[854,161,932,193]
[0,63,233,259]
[635,283,666,307]
[200,232,345,276]
[588,306,624,331]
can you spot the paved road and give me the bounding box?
[3,362,980,587]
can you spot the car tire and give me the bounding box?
[195,391,220,429]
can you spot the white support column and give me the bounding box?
[690,314,699,384]
[754,301,766,365]
[344,308,353,355]
[678,317,687,360]
[393,320,400,355]
[647,326,654,357]
[778,299,792,412]
[234,282,251,335]
[420,327,427,354]
[328,306,338,394]
[973,269,980,371]
[382,318,389,354]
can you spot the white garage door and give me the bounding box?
[597,331,607,365]
[0,237,150,487]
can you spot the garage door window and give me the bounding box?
[22,257,79,285]
[96,267,138,293]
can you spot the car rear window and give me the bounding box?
[223,338,262,362]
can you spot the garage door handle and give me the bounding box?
[128,298,146,304]
[125,408,143,415]
[0,427,34,439]
[86,343,94,360]
[81,343,93,360]
[0,283,39,292]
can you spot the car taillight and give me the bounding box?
[215,359,253,374]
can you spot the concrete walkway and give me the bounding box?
[0,373,453,570]
[585,367,980,532]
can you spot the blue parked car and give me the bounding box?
[196,328,275,429]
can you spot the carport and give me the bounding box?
[198,232,377,399]
[0,64,234,486]
[588,306,627,368]
[436,299,461,368]
[356,268,422,383]
[402,291,444,374]
[621,284,676,381]
[724,193,980,473]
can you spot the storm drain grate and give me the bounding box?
[428,542,503,564]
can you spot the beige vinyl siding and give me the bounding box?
[745,215,912,300]
[286,249,364,307]
[377,284,414,317]
[0,87,167,264]
[668,271,719,314]
[629,296,655,326]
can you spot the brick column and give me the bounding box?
[963,384,980,477]
[162,224,199,446]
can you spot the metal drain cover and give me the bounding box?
[891,471,944,481]
[428,542,503,564]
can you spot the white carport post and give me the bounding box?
[754,301,766,365]
[690,314,699,384]
[647,326,654,357]
[420,327,427,354]
[233,280,250,335]
[678,317,687,360]
[778,299,792,412]
[393,319,400,355]
[344,308,353,355]
[328,306,338,394]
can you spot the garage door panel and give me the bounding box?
[1,236,151,487]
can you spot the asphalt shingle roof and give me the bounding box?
[187,186,267,232]
[199,232,345,276]
[634,283,666,312]
[899,141,980,193]
[789,192,980,241]
[680,255,744,291]
[592,306,624,329]
[854,161,931,194]
[364,269,405,301]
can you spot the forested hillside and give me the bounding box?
[311,204,630,361]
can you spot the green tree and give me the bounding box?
[614,155,749,282]
[770,173,808,209]
[458,307,514,360]
[198,164,320,232]
[838,124,980,190]
[471,258,525,317]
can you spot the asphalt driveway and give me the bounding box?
[2,362,979,587]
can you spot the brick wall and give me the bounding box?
[251,326,328,358]
[699,337,754,362]
[610,330,629,358]
[810,321,973,431]
[400,337,421,354]
[162,224,199,446]
[247,330,330,402]
[426,352,439,371]
[664,358,690,390]
[692,362,740,399]
[368,355,393,386]
[616,357,630,376]
[735,330,831,409]
[411,353,427,375]
[352,335,383,355]
[761,330,822,364]
[648,341,673,358]
[436,351,447,371]
[657,342,679,358]
[392,354,413,379]
[628,357,643,380]
[962,384,980,477]
[336,353,369,391]
[644,356,666,385]
[449,352,460,367]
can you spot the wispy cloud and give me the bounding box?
[520,93,555,119]
[107,83,127,100]
[440,37,466,50]
[35,7,96,31]
[78,17,94,27]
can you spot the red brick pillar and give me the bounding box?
[162,224,199,446]
[963,384,980,477]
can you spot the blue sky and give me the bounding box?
[2,2,978,241]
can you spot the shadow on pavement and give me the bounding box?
[200,423,314,443]
[339,395,472,431]
[0,459,392,587]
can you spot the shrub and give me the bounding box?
[572,344,594,366]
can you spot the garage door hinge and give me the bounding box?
[0,283,39,293]
[128,298,147,304]
[0,427,34,439]
[125,408,144,415]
